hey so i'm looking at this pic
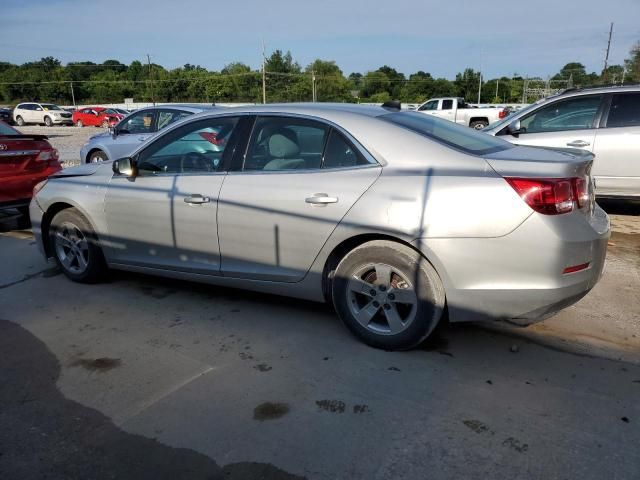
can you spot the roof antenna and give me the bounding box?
[381,100,402,111]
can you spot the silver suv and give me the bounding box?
[79,104,216,163]
[484,86,640,199]
[12,102,74,126]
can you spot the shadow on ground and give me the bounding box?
[0,319,305,480]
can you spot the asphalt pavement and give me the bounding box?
[0,207,639,480]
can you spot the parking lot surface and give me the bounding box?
[0,204,639,479]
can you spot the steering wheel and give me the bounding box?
[180,151,212,173]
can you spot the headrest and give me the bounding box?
[268,130,300,158]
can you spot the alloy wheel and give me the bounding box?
[54,221,90,275]
[347,263,418,335]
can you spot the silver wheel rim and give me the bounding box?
[347,263,418,335]
[90,153,103,163]
[473,123,486,130]
[54,221,90,274]
[77,120,83,127]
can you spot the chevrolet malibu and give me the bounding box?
[30,104,609,350]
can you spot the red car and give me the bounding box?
[72,107,124,128]
[0,122,62,216]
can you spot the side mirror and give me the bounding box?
[112,157,136,177]
[508,119,524,137]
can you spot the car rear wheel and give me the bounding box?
[76,120,83,128]
[44,116,53,127]
[15,116,24,126]
[470,120,488,130]
[332,240,445,350]
[50,208,107,283]
[88,150,108,163]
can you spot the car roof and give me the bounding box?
[133,104,219,114]
[191,102,390,120]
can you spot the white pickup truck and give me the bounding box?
[415,97,508,129]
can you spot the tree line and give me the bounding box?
[0,43,638,106]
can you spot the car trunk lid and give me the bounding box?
[0,135,53,176]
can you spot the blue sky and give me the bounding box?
[1,0,639,79]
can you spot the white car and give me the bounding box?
[416,97,508,129]
[12,102,74,127]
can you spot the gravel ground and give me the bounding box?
[17,124,101,167]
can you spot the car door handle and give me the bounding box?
[566,140,590,147]
[305,193,338,205]
[184,194,211,205]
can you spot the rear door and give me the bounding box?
[218,115,381,282]
[506,95,603,152]
[591,92,640,197]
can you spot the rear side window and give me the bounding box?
[322,130,369,168]
[243,117,329,171]
[442,99,453,110]
[382,111,512,155]
[605,93,640,128]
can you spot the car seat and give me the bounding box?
[263,128,305,170]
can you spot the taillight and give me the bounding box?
[499,109,508,119]
[573,177,589,209]
[35,148,59,162]
[505,177,575,215]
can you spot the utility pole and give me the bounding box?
[477,71,482,105]
[147,54,155,106]
[312,70,317,102]
[261,40,266,104]
[603,22,614,82]
[69,81,76,109]
[495,78,499,101]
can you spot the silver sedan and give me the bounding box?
[30,104,610,350]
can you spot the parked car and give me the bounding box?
[79,105,213,163]
[73,107,125,128]
[0,108,14,125]
[483,85,640,199]
[31,104,609,350]
[12,102,74,127]
[0,122,62,216]
[416,97,508,129]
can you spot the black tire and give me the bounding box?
[101,119,109,128]
[15,115,24,126]
[44,116,53,127]
[17,206,30,219]
[49,208,107,283]
[88,150,108,163]
[470,120,488,130]
[332,240,445,350]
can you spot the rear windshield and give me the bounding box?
[382,111,513,155]
[0,122,17,135]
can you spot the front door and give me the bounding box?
[505,94,603,153]
[104,115,240,274]
[218,116,381,282]
[110,109,157,160]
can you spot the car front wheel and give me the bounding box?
[88,150,108,163]
[50,208,107,283]
[15,116,24,126]
[44,116,53,127]
[332,240,445,350]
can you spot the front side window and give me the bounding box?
[382,111,512,156]
[157,110,192,130]
[419,100,438,111]
[520,95,602,134]
[41,103,62,111]
[118,110,155,134]
[243,117,329,171]
[605,93,640,128]
[137,117,238,175]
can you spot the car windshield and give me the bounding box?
[0,122,17,135]
[382,111,513,155]
[41,103,62,111]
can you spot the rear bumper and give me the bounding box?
[414,205,610,324]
